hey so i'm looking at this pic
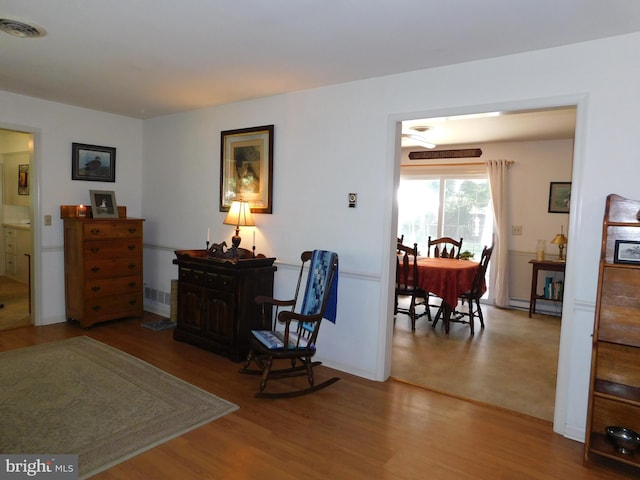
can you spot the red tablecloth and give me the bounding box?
[415,257,479,309]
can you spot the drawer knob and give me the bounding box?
[91,266,100,273]
[90,247,100,253]
[91,286,101,292]
[128,263,136,269]
[128,282,136,288]
[90,228,101,235]
[91,305,101,311]
[128,245,136,251]
[128,227,137,234]
[128,299,137,306]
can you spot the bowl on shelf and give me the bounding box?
[606,426,640,455]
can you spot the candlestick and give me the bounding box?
[207,228,210,243]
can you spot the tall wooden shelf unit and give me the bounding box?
[585,194,640,470]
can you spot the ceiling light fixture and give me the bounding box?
[0,18,46,38]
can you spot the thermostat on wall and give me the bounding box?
[348,193,357,208]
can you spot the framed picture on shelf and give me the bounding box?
[89,190,119,218]
[72,143,116,182]
[548,182,571,213]
[219,124,273,214]
[614,240,640,265]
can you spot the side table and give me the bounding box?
[528,259,566,317]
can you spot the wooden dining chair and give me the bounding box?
[439,241,494,335]
[427,236,463,259]
[422,236,464,318]
[240,250,340,398]
[395,242,428,330]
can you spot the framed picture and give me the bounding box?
[18,164,29,195]
[72,143,116,182]
[89,190,119,218]
[614,240,640,265]
[548,182,571,213]
[219,124,273,214]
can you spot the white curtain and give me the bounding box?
[485,160,512,307]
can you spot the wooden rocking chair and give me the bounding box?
[240,250,339,398]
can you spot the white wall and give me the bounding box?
[0,92,143,324]
[142,32,640,442]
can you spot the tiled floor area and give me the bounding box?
[391,299,560,421]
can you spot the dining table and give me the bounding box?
[414,257,480,334]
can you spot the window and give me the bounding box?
[398,173,493,261]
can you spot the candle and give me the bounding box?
[253,230,256,246]
[207,228,210,243]
[77,204,86,217]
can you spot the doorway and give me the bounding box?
[0,129,34,330]
[391,105,576,422]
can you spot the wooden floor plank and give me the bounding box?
[1,314,637,479]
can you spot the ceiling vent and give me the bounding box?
[0,18,46,38]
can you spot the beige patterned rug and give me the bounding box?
[0,336,238,479]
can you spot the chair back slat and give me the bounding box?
[468,242,494,296]
[428,236,463,259]
[396,242,419,292]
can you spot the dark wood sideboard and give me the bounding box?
[173,249,276,361]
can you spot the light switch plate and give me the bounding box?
[44,214,52,226]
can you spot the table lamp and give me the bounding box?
[551,226,568,262]
[223,200,255,252]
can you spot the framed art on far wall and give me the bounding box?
[89,190,119,218]
[72,143,116,182]
[548,182,571,213]
[220,125,274,214]
[18,164,29,195]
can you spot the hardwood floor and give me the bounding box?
[0,276,30,331]
[0,313,636,479]
[392,301,559,421]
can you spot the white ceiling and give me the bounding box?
[1,0,640,123]
[401,107,577,147]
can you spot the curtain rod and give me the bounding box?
[401,160,515,168]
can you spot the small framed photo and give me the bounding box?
[220,125,273,214]
[548,182,571,213]
[89,190,119,218]
[614,240,640,265]
[72,143,116,182]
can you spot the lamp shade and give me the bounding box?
[223,201,255,227]
[551,233,568,246]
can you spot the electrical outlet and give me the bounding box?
[512,225,522,235]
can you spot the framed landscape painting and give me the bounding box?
[548,182,571,213]
[72,143,116,182]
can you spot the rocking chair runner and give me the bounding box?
[240,250,339,398]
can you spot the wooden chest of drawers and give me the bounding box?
[63,216,144,328]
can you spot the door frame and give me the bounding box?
[0,124,41,325]
[383,93,587,437]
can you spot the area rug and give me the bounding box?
[0,336,238,478]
